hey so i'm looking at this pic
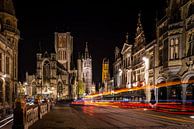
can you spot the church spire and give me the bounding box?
[136,12,143,37]
[135,11,146,48]
[85,42,89,58]
[125,32,129,43]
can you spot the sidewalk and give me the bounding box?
[29,104,89,129]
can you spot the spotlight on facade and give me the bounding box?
[118,69,122,76]
[2,74,6,78]
[142,57,149,65]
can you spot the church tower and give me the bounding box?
[55,32,73,72]
[82,42,92,94]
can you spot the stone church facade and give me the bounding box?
[113,0,194,104]
[26,32,77,100]
[0,0,20,116]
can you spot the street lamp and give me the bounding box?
[142,57,150,103]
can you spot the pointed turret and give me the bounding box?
[136,12,143,37]
[84,42,90,59]
[125,32,129,43]
[134,12,146,48]
[0,0,15,15]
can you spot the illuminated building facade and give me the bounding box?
[155,0,194,104]
[26,32,77,100]
[0,0,20,116]
[77,42,94,94]
[102,58,110,92]
[113,0,194,103]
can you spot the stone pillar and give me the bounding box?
[2,78,5,116]
[155,88,159,103]
[9,81,13,108]
[182,84,187,105]
[167,87,170,102]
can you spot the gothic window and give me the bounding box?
[43,61,50,84]
[187,33,194,56]
[0,53,2,72]
[170,38,179,60]
[6,56,9,74]
[57,82,63,97]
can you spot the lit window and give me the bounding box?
[170,38,179,59]
[175,38,179,58]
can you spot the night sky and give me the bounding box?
[13,0,166,83]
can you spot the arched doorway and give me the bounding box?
[57,82,63,100]
[168,78,182,102]
[158,81,167,102]
[186,76,194,105]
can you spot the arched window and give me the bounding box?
[187,33,194,56]
[57,82,63,97]
[43,61,50,84]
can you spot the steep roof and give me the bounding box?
[0,0,15,15]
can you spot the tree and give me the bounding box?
[77,80,84,97]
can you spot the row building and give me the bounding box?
[113,0,194,104]
[0,0,20,116]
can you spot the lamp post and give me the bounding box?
[142,57,151,103]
